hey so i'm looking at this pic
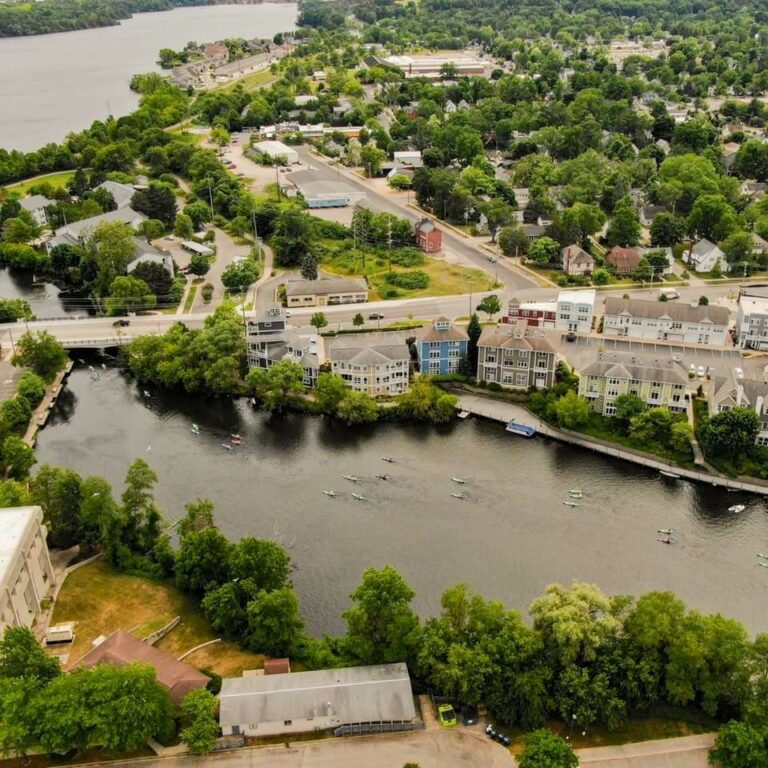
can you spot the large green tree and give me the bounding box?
[13,330,68,382]
[518,729,578,768]
[246,587,305,656]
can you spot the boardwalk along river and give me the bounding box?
[36,365,768,635]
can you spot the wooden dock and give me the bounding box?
[23,361,74,447]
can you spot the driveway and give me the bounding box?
[190,228,249,313]
[577,734,714,768]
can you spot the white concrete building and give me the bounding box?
[737,287,768,350]
[328,332,410,396]
[0,506,55,633]
[219,663,415,738]
[556,289,596,333]
[603,297,730,345]
[252,140,299,165]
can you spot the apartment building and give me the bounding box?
[709,372,768,446]
[736,286,768,350]
[416,318,468,375]
[556,289,596,333]
[579,351,689,416]
[328,332,410,396]
[476,321,557,390]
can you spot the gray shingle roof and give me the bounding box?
[711,375,768,414]
[285,278,368,297]
[477,323,555,354]
[219,663,415,728]
[582,351,688,386]
[418,319,469,343]
[49,207,146,246]
[95,180,136,209]
[329,332,409,363]
[19,194,54,211]
[604,297,729,325]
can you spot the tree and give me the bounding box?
[229,537,290,593]
[300,252,318,281]
[518,729,578,768]
[710,722,767,768]
[554,391,591,430]
[221,260,259,292]
[84,221,136,295]
[31,464,83,549]
[13,330,68,382]
[247,359,305,411]
[613,394,645,430]
[177,498,215,539]
[131,183,178,226]
[272,209,311,267]
[106,276,156,315]
[132,261,173,300]
[477,295,502,320]
[527,237,560,265]
[397,377,457,423]
[16,372,45,407]
[466,313,482,373]
[139,219,165,241]
[343,565,421,664]
[246,587,305,656]
[721,231,756,267]
[1,396,31,431]
[180,689,219,755]
[353,312,364,328]
[315,372,348,413]
[498,225,529,258]
[607,198,641,247]
[0,626,60,683]
[336,390,379,424]
[0,676,38,758]
[700,407,760,460]
[175,527,232,596]
[310,311,328,330]
[650,212,686,247]
[1,436,35,480]
[174,212,194,239]
[361,144,386,176]
[670,421,693,454]
[211,127,231,153]
[687,195,738,243]
[188,252,211,277]
[0,298,31,324]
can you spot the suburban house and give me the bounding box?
[709,372,768,446]
[393,150,423,167]
[556,289,596,333]
[578,351,689,416]
[252,140,299,165]
[284,278,368,308]
[246,305,321,387]
[96,180,137,210]
[219,663,416,737]
[606,246,641,275]
[476,321,557,390]
[505,298,557,328]
[46,207,147,252]
[736,286,768,350]
[0,506,55,633]
[513,188,530,208]
[560,244,594,276]
[73,630,210,704]
[328,332,410,396]
[414,219,442,253]
[639,205,667,227]
[127,238,174,277]
[603,298,729,345]
[521,223,546,241]
[685,239,728,273]
[19,194,54,226]
[415,317,469,375]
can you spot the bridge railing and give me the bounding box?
[62,337,134,348]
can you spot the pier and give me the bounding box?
[23,361,74,446]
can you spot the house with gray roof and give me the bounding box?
[685,238,728,273]
[46,207,147,252]
[19,194,54,226]
[285,277,368,308]
[560,244,594,276]
[477,321,557,390]
[578,351,688,416]
[219,663,415,738]
[127,238,174,278]
[709,371,768,446]
[640,204,667,227]
[603,297,730,345]
[328,332,410,396]
[95,180,137,210]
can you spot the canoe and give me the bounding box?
[451,493,465,499]
[451,477,466,484]
[658,528,675,535]
[322,490,336,497]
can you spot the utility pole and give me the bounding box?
[387,218,393,273]
[207,178,214,214]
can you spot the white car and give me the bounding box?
[735,367,744,378]
[697,366,705,377]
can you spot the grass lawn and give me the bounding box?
[5,170,74,195]
[218,69,277,93]
[52,560,264,677]
[183,285,197,312]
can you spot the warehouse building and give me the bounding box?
[288,170,365,208]
[252,140,299,165]
[285,277,368,307]
[219,663,416,737]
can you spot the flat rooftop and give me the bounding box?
[0,506,41,587]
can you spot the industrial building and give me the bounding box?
[287,170,365,208]
[252,140,299,165]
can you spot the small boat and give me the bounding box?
[351,493,367,502]
[658,528,675,535]
[451,477,466,484]
[569,488,582,495]
[729,504,746,513]
[657,537,673,545]
[101,363,106,370]
[382,457,395,463]
[88,365,95,372]
[231,438,242,446]
[506,419,536,437]
[757,554,768,560]
[343,475,358,482]
[375,474,390,481]
[569,491,583,498]
[563,501,580,507]
[451,492,466,500]
[457,410,471,420]
[759,562,768,569]
[660,471,681,479]
[322,490,337,497]
[143,390,151,398]
[249,397,257,407]
[231,433,241,440]
[221,443,232,450]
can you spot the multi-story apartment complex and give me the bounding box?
[709,371,768,446]
[415,318,468,375]
[1,506,55,633]
[328,332,410,396]
[476,322,557,390]
[579,351,688,416]
[603,297,730,345]
[736,286,768,350]
[246,305,320,387]
[556,289,596,333]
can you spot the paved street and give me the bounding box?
[577,734,714,768]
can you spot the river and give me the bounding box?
[0,267,88,318]
[0,3,297,152]
[34,364,768,636]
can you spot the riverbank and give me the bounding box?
[22,360,74,446]
[453,391,768,496]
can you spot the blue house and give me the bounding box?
[416,317,469,375]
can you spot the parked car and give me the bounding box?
[112,319,130,327]
[487,255,498,263]
[437,704,457,728]
[735,367,744,378]
[368,312,385,320]
[498,734,511,747]
[697,365,705,377]
[565,331,576,342]
[461,705,478,726]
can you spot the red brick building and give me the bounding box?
[414,219,442,253]
[504,299,557,328]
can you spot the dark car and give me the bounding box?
[499,734,511,747]
[565,331,576,342]
[113,319,130,327]
[461,705,479,726]
[368,312,385,320]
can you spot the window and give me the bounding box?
[284,720,292,726]
[448,349,460,358]
[608,377,620,386]
[516,373,528,386]
[604,404,616,416]
[757,436,768,447]
[502,374,514,384]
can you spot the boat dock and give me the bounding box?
[23,361,74,447]
[454,392,768,497]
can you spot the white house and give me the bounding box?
[127,238,174,278]
[736,287,768,350]
[603,297,730,345]
[556,289,596,333]
[686,239,728,273]
[19,194,54,227]
[392,150,423,168]
[252,140,299,165]
[0,506,55,633]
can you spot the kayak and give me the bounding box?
[352,493,367,502]
[451,477,466,484]
[563,501,579,507]
[658,528,675,535]
[343,475,359,482]
[729,504,746,513]
[451,493,466,500]
[323,490,337,497]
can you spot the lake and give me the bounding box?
[0,3,297,152]
[35,364,768,636]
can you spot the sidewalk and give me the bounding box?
[576,733,714,767]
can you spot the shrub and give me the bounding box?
[17,372,46,407]
[487,382,502,392]
[385,271,429,290]
[389,247,425,267]
[201,283,214,303]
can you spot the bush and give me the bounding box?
[201,283,214,303]
[17,372,46,407]
[487,381,502,392]
[385,271,429,289]
[382,287,399,298]
[389,247,425,267]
